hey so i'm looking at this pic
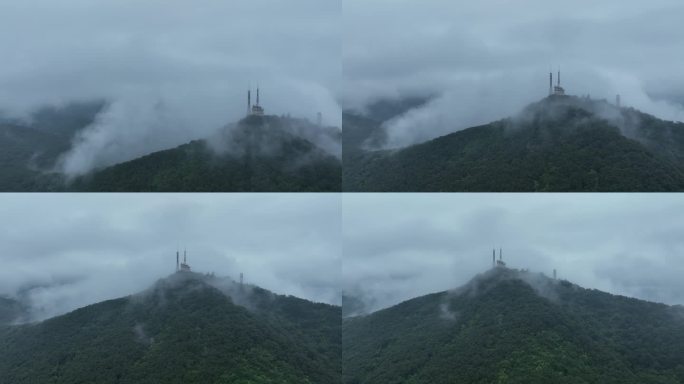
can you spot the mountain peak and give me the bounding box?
[344,268,684,383]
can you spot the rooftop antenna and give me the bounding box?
[499,247,502,261]
[176,250,179,272]
[549,71,553,96]
[247,88,251,115]
[557,68,561,87]
[256,84,260,107]
[492,248,496,268]
[184,248,187,264]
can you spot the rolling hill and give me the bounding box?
[0,104,341,191]
[343,95,684,191]
[342,267,684,383]
[69,115,342,192]
[0,101,105,191]
[0,272,341,384]
[0,296,27,325]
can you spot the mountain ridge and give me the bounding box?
[0,272,341,383]
[343,267,684,383]
[344,95,684,191]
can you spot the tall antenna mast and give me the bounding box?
[557,69,560,86]
[492,248,495,268]
[247,89,251,114]
[184,248,186,264]
[256,85,260,107]
[176,250,179,272]
[549,71,553,95]
[499,248,502,261]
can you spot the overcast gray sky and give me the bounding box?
[343,194,684,314]
[0,0,340,174]
[343,0,684,147]
[0,194,341,321]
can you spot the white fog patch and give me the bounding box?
[133,323,153,345]
[56,96,205,175]
[439,302,459,321]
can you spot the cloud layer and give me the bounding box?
[0,194,341,321]
[343,194,684,314]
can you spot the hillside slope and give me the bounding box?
[344,96,684,191]
[0,101,105,191]
[0,273,341,384]
[0,296,27,325]
[70,115,342,192]
[343,268,684,384]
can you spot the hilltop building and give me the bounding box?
[492,248,506,268]
[176,249,191,272]
[247,86,265,116]
[549,70,566,96]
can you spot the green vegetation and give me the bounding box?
[344,96,684,191]
[343,268,684,384]
[0,296,26,325]
[71,117,341,192]
[0,273,341,383]
[0,106,341,192]
[0,101,105,191]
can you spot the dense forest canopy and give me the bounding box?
[343,267,684,384]
[0,272,341,384]
[0,104,341,192]
[344,95,684,191]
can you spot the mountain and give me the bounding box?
[0,106,341,191]
[342,267,684,384]
[342,96,432,153]
[0,296,27,325]
[69,115,342,192]
[344,95,684,191]
[0,272,341,383]
[0,101,105,191]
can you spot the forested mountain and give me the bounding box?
[0,296,27,325]
[0,101,105,191]
[70,115,342,192]
[0,272,341,384]
[344,95,684,191]
[0,104,341,191]
[343,267,684,384]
